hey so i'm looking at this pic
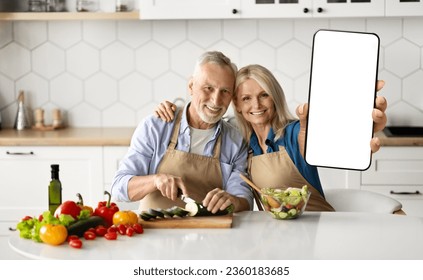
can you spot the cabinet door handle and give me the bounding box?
[303,8,309,13]
[390,190,421,195]
[6,151,35,156]
[317,7,323,13]
[232,9,238,14]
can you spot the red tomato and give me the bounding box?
[21,216,32,221]
[86,227,96,234]
[83,231,96,240]
[95,226,107,237]
[66,235,79,242]
[126,227,135,237]
[69,239,83,249]
[132,223,144,234]
[117,224,127,235]
[107,226,118,233]
[104,232,117,240]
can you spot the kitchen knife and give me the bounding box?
[177,189,198,205]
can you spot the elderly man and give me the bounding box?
[111,51,253,213]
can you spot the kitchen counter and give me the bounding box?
[0,127,135,146]
[376,131,423,146]
[0,128,421,146]
[9,211,423,260]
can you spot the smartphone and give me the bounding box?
[304,29,380,171]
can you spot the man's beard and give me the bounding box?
[198,104,225,124]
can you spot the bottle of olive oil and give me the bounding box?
[48,164,62,214]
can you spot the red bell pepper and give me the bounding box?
[54,200,82,220]
[94,191,119,227]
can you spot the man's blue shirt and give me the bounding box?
[111,104,254,208]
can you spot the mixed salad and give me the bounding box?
[260,185,310,219]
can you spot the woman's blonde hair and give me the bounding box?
[233,64,296,143]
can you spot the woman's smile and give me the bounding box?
[250,109,267,115]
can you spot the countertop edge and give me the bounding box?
[0,127,134,146]
[376,131,423,147]
[1,128,422,147]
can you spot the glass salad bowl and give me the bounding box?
[260,185,311,220]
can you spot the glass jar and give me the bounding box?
[76,0,98,12]
[28,0,46,12]
[115,0,133,12]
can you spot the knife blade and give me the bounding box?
[178,189,200,206]
[180,194,197,204]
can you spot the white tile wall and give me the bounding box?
[0,17,422,128]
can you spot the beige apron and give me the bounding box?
[248,146,335,212]
[138,110,223,211]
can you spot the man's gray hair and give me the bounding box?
[193,51,238,78]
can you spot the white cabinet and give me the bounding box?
[139,0,242,19]
[353,147,423,217]
[242,0,313,18]
[386,0,423,16]
[0,146,103,222]
[103,146,139,210]
[311,0,384,18]
[140,0,384,19]
[0,223,26,259]
[0,146,104,259]
[243,0,384,18]
[318,167,351,190]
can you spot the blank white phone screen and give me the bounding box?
[305,29,380,171]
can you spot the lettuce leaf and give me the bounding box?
[16,210,76,243]
[77,209,91,221]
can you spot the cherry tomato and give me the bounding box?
[69,239,83,249]
[39,224,68,246]
[83,231,96,240]
[104,232,118,240]
[67,235,80,242]
[95,226,107,237]
[86,227,96,234]
[107,226,118,233]
[21,216,32,221]
[126,227,135,237]
[132,223,144,234]
[117,224,127,235]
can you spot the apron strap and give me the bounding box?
[211,132,222,159]
[167,110,183,150]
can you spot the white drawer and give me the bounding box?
[0,221,18,236]
[361,147,423,185]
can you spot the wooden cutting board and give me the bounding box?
[138,214,233,229]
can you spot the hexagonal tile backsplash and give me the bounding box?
[0,17,422,128]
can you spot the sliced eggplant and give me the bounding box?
[139,211,156,221]
[148,208,165,218]
[169,206,190,217]
[161,208,174,218]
